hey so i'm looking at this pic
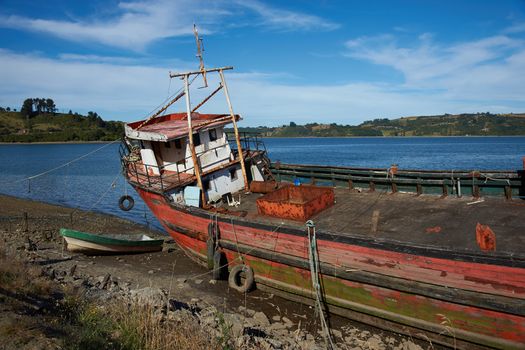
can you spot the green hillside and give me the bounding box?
[0,107,123,142]
[235,112,525,137]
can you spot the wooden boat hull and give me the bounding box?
[135,187,525,350]
[60,229,164,255]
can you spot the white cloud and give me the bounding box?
[0,0,217,51]
[504,22,525,34]
[233,0,339,31]
[343,33,525,102]
[2,50,523,127]
[0,0,338,51]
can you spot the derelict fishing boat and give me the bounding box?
[119,27,525,350]
[60,228,163,254]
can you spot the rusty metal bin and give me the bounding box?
[256,184,334,221]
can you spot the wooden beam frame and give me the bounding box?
[183,74,206,206]
[219,69,249,191]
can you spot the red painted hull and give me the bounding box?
[136,187,525,349]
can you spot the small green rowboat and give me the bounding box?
[60,228,164,255]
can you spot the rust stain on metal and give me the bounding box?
[360,257,397,269]
[425,226,442,234]
[250,180,278,193]
[464,276,525,294]
[256,184,334,221]
[476,223,496,251]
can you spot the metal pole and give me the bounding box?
[218,69,249,191]
[184,74,206,205]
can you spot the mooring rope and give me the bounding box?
[306,220,336,350]
[176,220,283,284]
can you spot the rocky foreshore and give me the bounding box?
[0,195,427,350]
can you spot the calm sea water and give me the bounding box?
[1,137,524,231]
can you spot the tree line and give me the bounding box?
[21,98,57,117]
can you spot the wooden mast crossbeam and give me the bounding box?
[169,66,233,79]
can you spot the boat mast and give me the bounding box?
[183,74,205,206]
[193,24,208,88]
[219,69,249,191]
[169,24,250,203]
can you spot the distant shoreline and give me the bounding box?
[0,140,117,145]
[257,135,525,139]
[2,135,525,144]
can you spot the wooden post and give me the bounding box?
[23,212,28,232]
[416,183,422,196]
[184,74,206,206]
[219,69,249,191]
[391,181,398,194]
[370,210,380,235]
[504,185,512,200]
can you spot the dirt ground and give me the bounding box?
[0,194,433,349]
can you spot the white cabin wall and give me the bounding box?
[141,127,234,177]
[140,141,160,175]
[183,127,233,175]
[204,166,245,202]
[251,164,264,181]
[158,139,188,172]
[199,128,233,172]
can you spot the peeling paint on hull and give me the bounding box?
[137,188,525,349]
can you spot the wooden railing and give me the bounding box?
[270,162,525,199]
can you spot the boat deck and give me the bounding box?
[230,187,525,255]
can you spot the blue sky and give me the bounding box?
[1,0,524,126]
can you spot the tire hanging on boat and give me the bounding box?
[206,238,215,270]
[118,195,134,211]
[212,250,225,280]
[228,264,254,293]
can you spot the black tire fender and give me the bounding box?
[118,195,134,211]
[228,264,254,293]
[212,250,225,280]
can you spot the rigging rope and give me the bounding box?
[137,73,200,130]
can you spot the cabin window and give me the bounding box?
[165,142,171,148]
[203,179,210,191]
[174,139,182,149]
[230,168,238,180]
[209,129,217,142]
[193,133,201,146]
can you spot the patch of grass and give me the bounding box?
[0,244,224,350]
[0,245,52,296]
[216,312,233,350]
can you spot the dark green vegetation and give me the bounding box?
[235,112,525,137]
[0,99,123,142]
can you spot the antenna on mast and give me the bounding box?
[193,24,208,88]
